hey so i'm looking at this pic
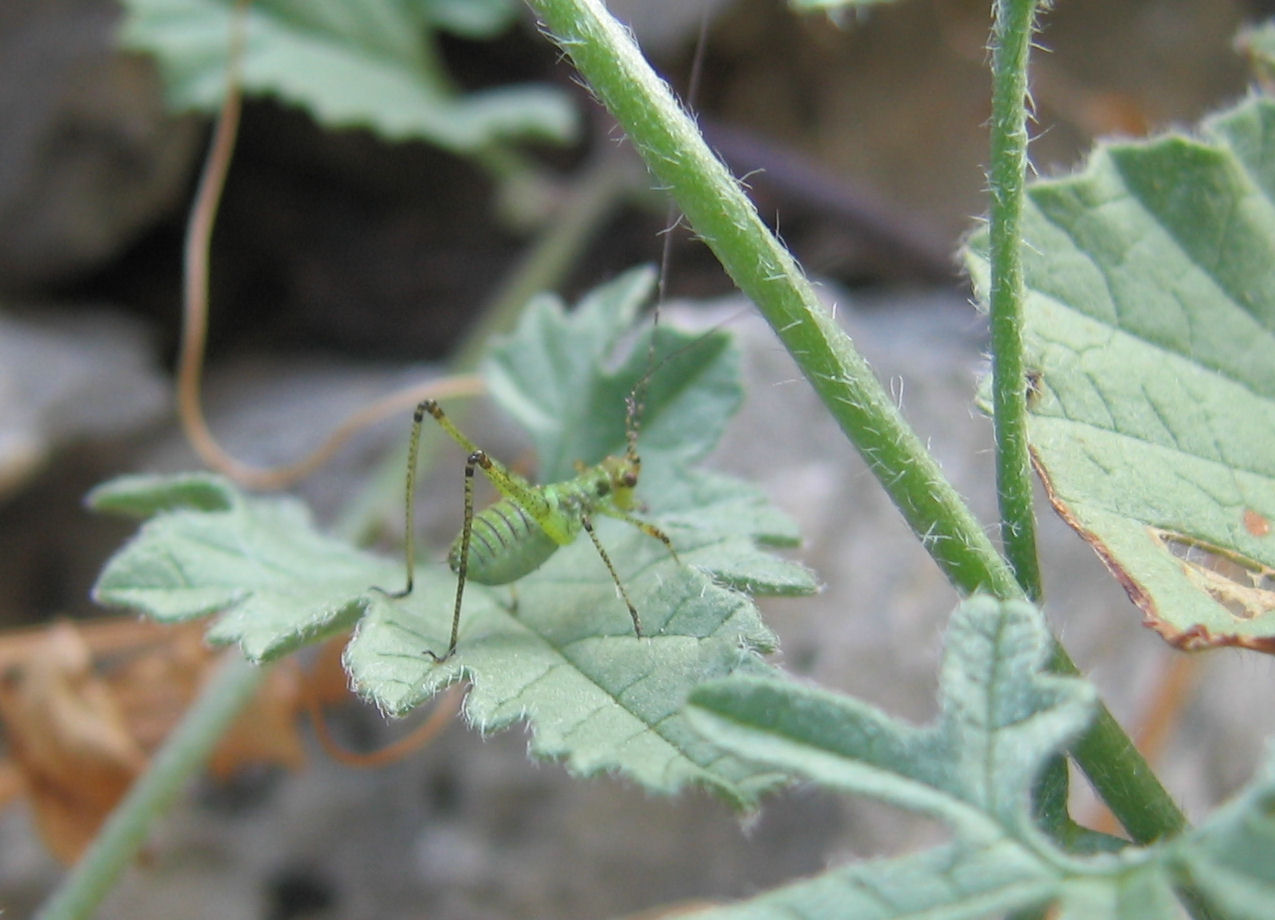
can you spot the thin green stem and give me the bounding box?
[987,0,1183,846]
[988,0,1043,601]
[35,655,267,920]
[520,0,1187,845]
[525,0,1019,601]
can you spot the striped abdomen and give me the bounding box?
[452,496,560,586]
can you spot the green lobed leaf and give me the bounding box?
[480,269,810,595]
[347,557,790,802]
[675,844,1058,920]
[681,597,1200,919]
[91,272,815,801]
[484,266,741,480]
[1168,744,1275,920]
[119,0,578,152]
[90,474,399,660]
[966,94,1275,653]
[347,270,814,801]
[688,598,1097,841]
[90,471,244,517]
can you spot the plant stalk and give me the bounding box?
[525,0,1020,602]
[1050,645,1187,843]
[988,0,1044,601]
[986,0,1184,845]
[521,0,1186,844]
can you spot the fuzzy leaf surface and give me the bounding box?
[348,269,814,801]
[119,0,577,151]
[484,266,740,480]
[92,271,814,801]
[91,474,398,660]
[681,597,1198,919]
[967,96,1275,652]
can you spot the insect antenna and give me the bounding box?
[626,10,711,468]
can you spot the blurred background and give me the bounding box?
[1,0,1271,917]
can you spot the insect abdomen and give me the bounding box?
[452,497,560,586]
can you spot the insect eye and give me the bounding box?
[622,472,638,488]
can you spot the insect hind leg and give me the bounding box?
[427,448,489,662]
[372,402,433,599]
[373,396,504,662]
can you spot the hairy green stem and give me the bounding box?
[1050,646,1187,843]
[987,0,1184,847]
[988,0,1043,601]
[525,0,1019,601]
[521,0,1186,845]
[36,654,266,920]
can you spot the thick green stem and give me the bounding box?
[988,0,1043,601]
[1050,645,1187,843]
[526,0,1019,601]
[521,0,1186,845]
[35,655,266,920]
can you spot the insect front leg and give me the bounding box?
[600,507,681,565]
[630,516,680,565]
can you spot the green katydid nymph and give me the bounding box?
[377,368,679,663]
[377,23,725,664]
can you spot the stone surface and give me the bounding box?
[0,0,199,291]
[0,307,167,500]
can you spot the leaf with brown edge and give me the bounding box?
[967,95,1275,653]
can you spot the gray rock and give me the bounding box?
[0,306,167,499]
[0,0,200,290]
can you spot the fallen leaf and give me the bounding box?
[0,618,358,861]
[0,621,147,863]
